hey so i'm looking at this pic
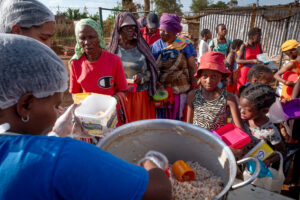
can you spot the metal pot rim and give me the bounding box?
[99,119,237,199]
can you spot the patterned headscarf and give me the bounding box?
[70,18,106,62]
[165,35,193,51]
[108,12,158,96]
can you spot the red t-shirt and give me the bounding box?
[140,27,161,46]
[69,50,128,96]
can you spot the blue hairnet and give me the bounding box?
[0,0,54,33]
[0,33,68,109]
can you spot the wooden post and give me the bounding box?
[250,4,257,29]
[278,5,292,70]
[144,0,150,17]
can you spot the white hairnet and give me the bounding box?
[0,0,54,33]
[0,33,68,109]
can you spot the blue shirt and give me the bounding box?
[150,38,196,60]
[0,134,148,200]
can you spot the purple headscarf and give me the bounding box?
[159,13,182,34]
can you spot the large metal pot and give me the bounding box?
[99,119,260,199]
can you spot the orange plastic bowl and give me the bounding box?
[172,160,195,182]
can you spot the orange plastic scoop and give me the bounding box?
[172,160,195,182]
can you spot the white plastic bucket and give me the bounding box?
[74,94,117,136]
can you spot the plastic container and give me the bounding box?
[127,79,137,92]
[172,160,195,182]
[74,94,117,136]
[266,61,278,70]
[153,89,168,101]
[211,131,222,140]
[257,53,270,63]
[214,123,251,149]
[153,89,169,108]
[73,92,91,103]
[153,100,165,108]
[243,140,274,161]
[267,98,286,123]
[282,71,298,96]
[281,98,300,120]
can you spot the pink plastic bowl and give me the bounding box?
[213,123,251,149]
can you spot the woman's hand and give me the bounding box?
[156,82,165,90]
[126,85,136,93]
[51,103,90,138]
[133,74,142,84]
[142,160,158,171]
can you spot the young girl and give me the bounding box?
[240,83,285,166]
[197,29,212,63]
[209,24,232,56]
[247,64,274,85]
[274,45,300,99]
[187,51,244,131]
[239,64,274,94]
[236,27,263,91]
[226,39,243,93]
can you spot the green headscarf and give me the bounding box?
[70,18,106,62]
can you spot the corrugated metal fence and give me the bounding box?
[192,5,300,57]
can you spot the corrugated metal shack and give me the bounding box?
[183,3,300,57]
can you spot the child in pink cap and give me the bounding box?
[187,51,245,132]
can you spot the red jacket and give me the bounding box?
[140,27,160,46]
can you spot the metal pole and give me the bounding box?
[99,7,103,30]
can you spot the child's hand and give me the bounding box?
[281,98,291,104]
[254,59,263,64]
[285,81,295,87]
[263,153,280,168]
[227,76,234,86]
[230,147,245,160]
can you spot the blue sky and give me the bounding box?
[40,0,295,19]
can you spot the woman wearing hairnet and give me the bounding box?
[0,0,55,46]
[0,33,171,200]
